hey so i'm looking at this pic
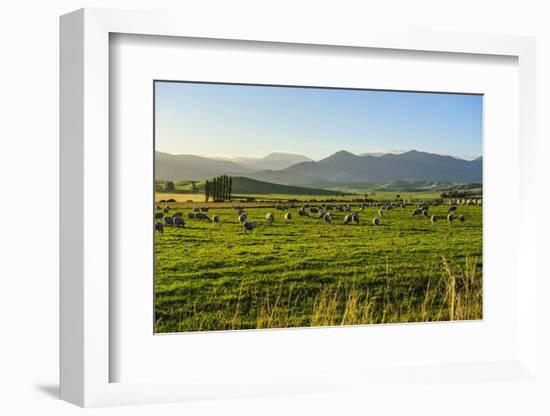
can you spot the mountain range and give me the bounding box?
[155,150,482,185]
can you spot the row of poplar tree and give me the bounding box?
[205,175,232,202]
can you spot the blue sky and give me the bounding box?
[155,81,482,160]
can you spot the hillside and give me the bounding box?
[155,152,253,181]
[176,176,345,196]
[248,150,482,185]
[229,177,344,195]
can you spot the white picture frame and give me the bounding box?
[60,8,538,408]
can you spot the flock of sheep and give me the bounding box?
[154,199,474,234]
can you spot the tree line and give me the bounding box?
[205,175,232,202]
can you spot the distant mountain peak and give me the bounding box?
[323,150,357,160]
[261,152,312,162]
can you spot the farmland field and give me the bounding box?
[154,195,483,333]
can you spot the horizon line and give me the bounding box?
[156,148,483,162]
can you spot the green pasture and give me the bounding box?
[154,201,483,333]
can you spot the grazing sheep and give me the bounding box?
[172,212,183,218]
[239,212,248,222]
[458,214,465,222]
[242,221,256,232]
[211,214,219,223]
[378,209,384,217]
[448,206,457,213]
[174,216,185,228]
[431,215,437,224]
[309,207,319,213]
[372,217,380,226]
[187,212,195,219]
[155,212,163,220]
[155,221,164,234]
[447,213,455,223]
[412,207,422,216]
[163,207,170,214]
[195,212,210,221]
[352,212,360,224]
[323,213,332,223]
[284,212,292,221]
[266,212,274,223]
[422,209,429,217]
[298,209,309,217]
[164,216,174,226]
[343,214,352,224]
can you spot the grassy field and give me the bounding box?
[154,196,483,333]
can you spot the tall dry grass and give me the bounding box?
[168,257,482,332]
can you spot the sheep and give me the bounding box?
[242,221,256,232]
[431,215,437,224]
[422,209,429,217]
[458,214,465,222]
[343,214,353,224]
[155,212,163,220]
[155,221,164,234]
[239,212,248,222]
[372,217,380,226]
[448,206,457,213]
[200,207,210,212]
[172,212,183,218]
[447,213,455,223]
[309,207,319,213]
[195,212,210,221]
[266,213,274,223]
[211,214,219,223]
[163,207,170,214]
[174,216,185,228]
[378,209,384,217]
[164,216,174,226]
[298,209,309,217]
[187,212,195,219]
[284,212,292,221]
[412,207,422,216]
[323,213,332,223]
[352,212,360,224]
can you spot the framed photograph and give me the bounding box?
[60,8,539,408]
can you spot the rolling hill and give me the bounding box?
[181,176,345,196]
[155,151,253,181]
